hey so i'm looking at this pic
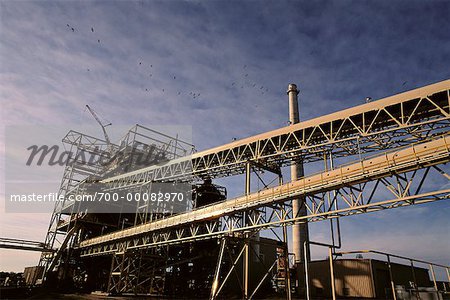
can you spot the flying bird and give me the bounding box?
[97,39,100,43]
[71,27,75,32]
[91,27,94,32]
[402,81,407,86]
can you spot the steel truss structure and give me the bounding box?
[107,247,168,295]
[40,80,450,298]
[0,238,55,253]
[39,126,193,277]
[39,131,112,270]
[79,135,450,255]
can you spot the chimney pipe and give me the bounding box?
[287,83,310,267]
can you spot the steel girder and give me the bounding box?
[79,135,450,257]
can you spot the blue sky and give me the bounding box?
[1,0,449,277]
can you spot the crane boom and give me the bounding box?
[85,105,111,146]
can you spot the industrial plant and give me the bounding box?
[1,80,449,300]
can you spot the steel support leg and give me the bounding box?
[244,241,249,299]
[283,224,292,300]
[210,239,226,300]
[329,247,336,300]
[387,255,397,300]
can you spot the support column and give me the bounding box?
[246,162,260,263]
[387,255,397,300]
[244,242,249,299]
[410,260,420,300]
[210,239,226,300]
[245,162,251,195]
[328,247,336,300]
[304,242,310,300]
[283,223,292,300]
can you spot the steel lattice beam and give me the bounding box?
[0,238,55,252]
[78,135,450,256]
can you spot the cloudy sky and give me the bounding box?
[1,0,449,277]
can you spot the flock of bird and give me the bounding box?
[65,22,284,141]
[67,24,101,44]
[136,61,203,99]
[230,64,269,96]
[65,23,274,103]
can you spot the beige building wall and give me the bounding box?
[307,259,374,298]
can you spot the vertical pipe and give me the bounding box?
[304,242,310,300]
[324,152,335,249]
[283,224,292,300]
[329,247,336,300]
[246,162,251,196]
[287,83,310,264]
[246,162,260,261]
[329,151,342,250]
[387,255,397,300]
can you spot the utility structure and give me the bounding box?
[37,80,450,299]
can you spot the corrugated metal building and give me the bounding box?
[304,258,432,298]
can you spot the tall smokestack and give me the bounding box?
[287,83,310,266]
